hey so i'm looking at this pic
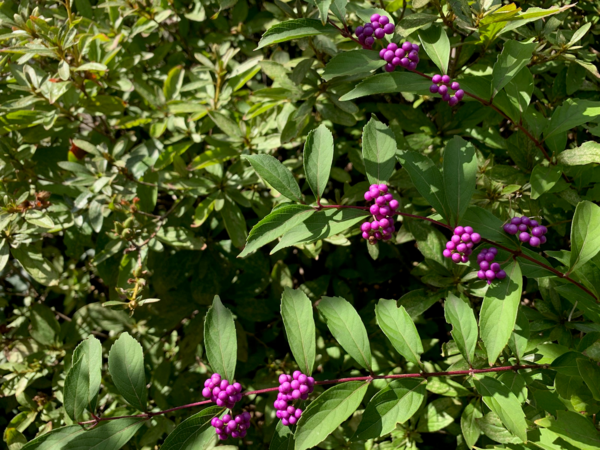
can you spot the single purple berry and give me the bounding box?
[378,184,388,192]
[355,26,364,36]
[401,41,412,51]
[443,249,452,258]
[454,226,464,235]
[365,36,374,46]
[385,63,395,72]
[455,89,464,100]
[395,48,405,59]
[450,81,460,90]
[408,50,419,61]
[438,85,448,95]
[362,231,369,239]
[490,262,501,272]
[364,191,373,202]
[400,57,409,67]
[519,232,530,242]
[370,13,380,22]
[371,221,380,230]
[540,226,548,234]
[451,235,461,244]
[518,224,527,232]
[471,233,481,243]
[375,28,385,39]
[521,216,531,226]
[384,23,395,34]
[371,21,380,29]
[478,270,486,280]
[456,243,467,253]
[530,219,539,227]
[480,261,490,271]
[485,270,496,281]
[511,216,522,225]
[496,270,507,279]
[387,42,398,51]
[529,236,541,247]
[451,253,461,263]
[461,233,471,243]
[460,255,469,263]
[531,226,543,237]
[408,61,417,70]
[379,15,390,25]
[383,50,394,62]
[389,199,399,209]
[432,74,442,84]
[379,206,391,215]
[488,247,498,254]
[412,43,419,52]
[448,96,459,107]
[384,193,393,201]
[441,74,451,84]
[430,84,439,93]
[376,196,386,206]
[370,204,379,215]
[380,218,390,228]
[485,252,495,262]
[446,241,456,250]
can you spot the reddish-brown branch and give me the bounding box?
[317,204,596,301]
[78,363,546,427]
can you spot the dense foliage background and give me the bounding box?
[1,0,600,449]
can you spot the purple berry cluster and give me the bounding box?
[274,371,315,426]
[476,247,506,284]
[429,75,464,107]
[211,411,251,440]
[443,226,482,263]
[354,14,394,49]
[360,184,399,244]
[503,216,547,247]
[202,373,243,409]
[379,41,420,73]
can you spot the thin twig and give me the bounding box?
[78,363,547,426]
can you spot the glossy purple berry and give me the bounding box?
[363,26,373,36]
[355,26,364,36]
[448,96,459,106]
[384,23,395,34]
[455,89,465,100]
[438,85,448,95]
[443,249,452,258]
[430,84,439,93]
[370,13,380,22]
[450,81,460,90]
[432,74,442,84]
[530,236,541,247]
[441,74,451,84]
[402,41,412,51]
[496,270,507,279]
[385,63,394,72]
[531,226,543,237]
[375,28,385,39]
[408,50,419,61]
[380,15,390,25]
[387,42,398,51]
[451,253,461,263]
[384,50,394,62]
[511,216,522,225]
[365,36,374,46]
[519,232,530,243]
[400,57,409,67]
[478,270,486,279]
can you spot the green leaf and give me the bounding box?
[461,399,482,449]
[315,0,332,25]
[25,210,55,228]
[479,261,523,365]
[281,287,316,375]
[544,99,600,141]
[397,150,451,224]
[108,332,147,412]
[12,246,60,286]
[21,426,84,450]
[239,205,315,258]
[65,418,144,450]
[491,40,536,98]
[192,193,217,228]
[272,208,369,253]
[461,206,516,248]
[375,299,423,366]
[362,117,397,185]
[339,72,432,101]
[558,141,600,166]
[570,201,600,273]
[29,304,60,346]
[474,376,527,442]
[321,50,385,81]
[303,124,334,202]
[354,379,425,440]
[294,381,369,450]
[204,296,237,381]
[269,420,294,450]
[508,309,529,360]
[0,239,9,272]
[396,13,439,36]
[257,19,336,49]
[163,65,184,101]
[161,406,225,450]
[244,154,302,203]
[220,199,248,249]
[536,410,600,450]
[207,111,243,138]
[530,164,562,200]
[64,336,102,421]
[418,25,450,75]
[444,293,477,365]
[492,67,533,123]
[442,136,478,225]
[318,296,372,371]
[416,397,462,432]
[577,358,600,400]
[73,62,108,72]
[188,147,239,171]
